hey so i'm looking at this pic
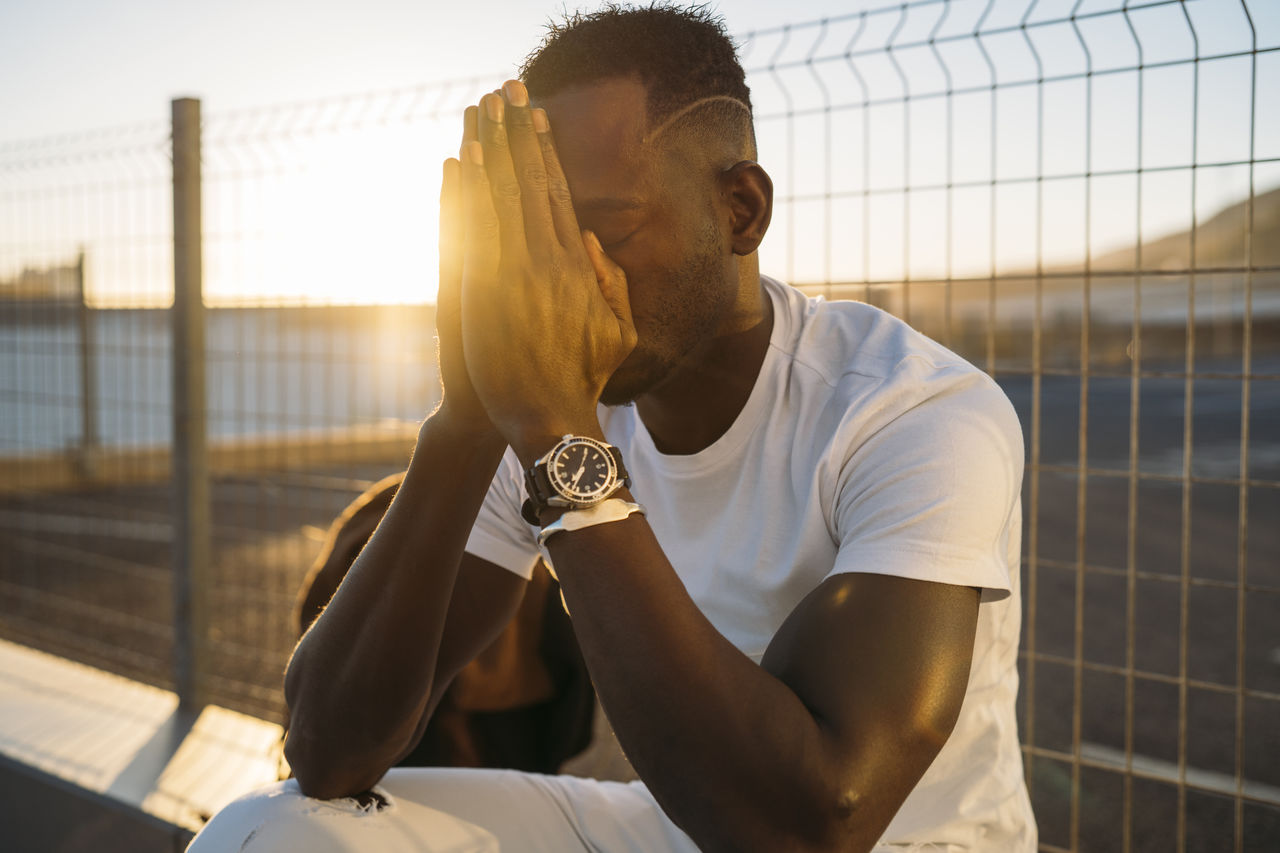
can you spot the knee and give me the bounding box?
[187,780,393,852]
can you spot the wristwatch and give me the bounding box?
[521,434,630,524]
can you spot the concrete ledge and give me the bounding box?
[0,638,284,840]
[0,755,194,853]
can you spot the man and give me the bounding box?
[190,6,1035,851]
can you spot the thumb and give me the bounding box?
[582,230,635,339]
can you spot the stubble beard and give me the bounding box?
[599,346,675,406]
[598,235,732,408]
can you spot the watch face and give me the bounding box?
[550,439,616,502]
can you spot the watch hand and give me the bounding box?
[571,463,586,488]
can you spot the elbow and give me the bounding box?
[705,717,959,852]
[798,728,956,853]
[281,651,409,800]
[781,789,874,853]
[283,689,403,802]
[283,727,389,801]
[292,770,369,803]
[815,786,880,853]
[701,787,878,853]
[282,728,340,799]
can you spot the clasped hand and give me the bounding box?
[436,80,637,460]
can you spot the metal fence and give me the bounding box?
[748,1,1280,851]
[0,0,1277,850]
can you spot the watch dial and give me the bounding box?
[552,442,613,500]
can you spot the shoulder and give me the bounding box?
[766,275,982,393]
[763,276,1020,462]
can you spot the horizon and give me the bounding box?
[2,0,1277,307]
[3,180,1275,310]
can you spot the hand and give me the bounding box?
[453,81,637,460]
[435,108,497,437]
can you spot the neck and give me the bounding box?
[634,268,773,456]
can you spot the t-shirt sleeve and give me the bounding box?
[463,445,541,580]
[827,371,1023,602]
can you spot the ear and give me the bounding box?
[720,161,773,256]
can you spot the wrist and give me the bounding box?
[509,415,605,470]
[421,404,507,454]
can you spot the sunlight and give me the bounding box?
[205,120,456,306]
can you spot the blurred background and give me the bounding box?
[1,0,1277,850]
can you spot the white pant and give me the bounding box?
[186,768,700,853]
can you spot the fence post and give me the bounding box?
[74,248,98,481]
[171,97,210,712]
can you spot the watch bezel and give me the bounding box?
[545,435,619,505]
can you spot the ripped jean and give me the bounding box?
[187,767,972,852]
[186,768,699,852]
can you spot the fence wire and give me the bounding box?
[0,120,179,691]
[743,2,1279,851]
[0,1,1277,850]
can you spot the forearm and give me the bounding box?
[283,410,507,796]
[546,518,858,852]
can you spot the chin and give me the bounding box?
[599,350,674,406]
[599,374,647,407]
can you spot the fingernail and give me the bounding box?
[465,141,483,165]
[531,108,549,133]
[503,80,528,107]
[485,94,503,123]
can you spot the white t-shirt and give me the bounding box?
[465,275,1036,850]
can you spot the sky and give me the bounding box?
[0,0,862,304]
[2,0,1277,305]
[0,0,865,139]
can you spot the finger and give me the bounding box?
[582,230,636,349]
[460,105,478,158]
[461,141,501,286]
[439,158,463,315]
[500,81,556,253]
[534,108,582,249]
[476,92,529,262]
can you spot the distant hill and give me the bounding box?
[1088,184,1280,272]
[807,185,1280,365]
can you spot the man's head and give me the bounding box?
[521,4,755,160]
[519,4,773,405]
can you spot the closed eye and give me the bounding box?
[598,229,638,251]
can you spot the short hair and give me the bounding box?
[519,3,753,145]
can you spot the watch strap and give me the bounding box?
[536,499,647,550]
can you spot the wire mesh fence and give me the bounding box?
[746,1,1280,850]
[0,0,1277,850]
[1,119,179,692]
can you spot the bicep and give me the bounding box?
[761,572,979,832]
